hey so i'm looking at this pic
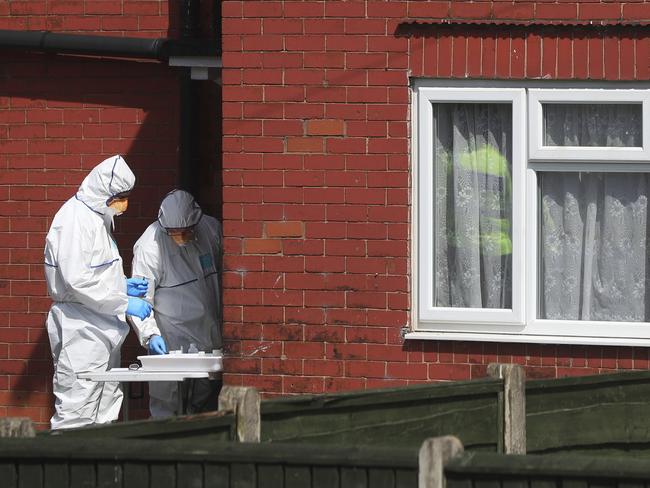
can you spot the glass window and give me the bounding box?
[543,103,642,148]
[539,172,650,322]
[432,103,512,309]
[413,84,650,346]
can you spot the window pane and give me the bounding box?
[539,172,650,322]
[543,103,642,147]
[432,103,512,309]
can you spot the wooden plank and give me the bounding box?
[284,466,310,488]
[445,479,472,488]
[472,479,501,488]
[367,468,394,488]
[395,468,417,488]
[177,462,203,488]
[502,480,532,488]
[43,412,235,442]
[257,465,283,488]
[340,467,367,488]
[123,462,149,488]
[204,463,229,488]
[261,379,503,415]
[0,463,17,488]
[312,467,340,488]
[148,463,175,488]
[262,396,498,451]
[44,463,69,488]
[560,481,588,488]
[69,462,96,488]
[96,462,122,488]
[529,479,558,488]
[18,463,43,488]
[0,438,419,470]
[230,463,256,488]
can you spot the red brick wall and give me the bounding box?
[221,1,650,396]
[0,1,179,427]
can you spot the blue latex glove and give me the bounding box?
[148,335,167,355]
[126,297,152,320]
[126,277,148,297]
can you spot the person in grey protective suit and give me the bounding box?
[130,189,223,417]
[44,155,153,430]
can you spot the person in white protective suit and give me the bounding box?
[131,189,223,417]
[44,155,153,430]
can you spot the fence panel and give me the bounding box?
[261,379,504,451]
[445,451,650,487]
[0,437,419,488]
[40,410,236,443]
[526,371,650,455]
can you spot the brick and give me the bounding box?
[243,239,282,255]
[306,119,345,136]
[285,2,324,18]
[346,360,385,378]
[284,377,325,394]
[588,36,605,79]
[265,221,304,238]
[284,341,324,359]
[578,3,621,20]
[287,137,324,153]
[604,37,620,80]
[304,19,345,34]
[263,120,303,136]
[541,35,558,79]
[241,35,284,51]
[286,308,326,325]
[305,51,347,69]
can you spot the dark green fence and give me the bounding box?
[526,370,650,456]
[0,437,419,488]
[445,450,650,487]
[261,378,504,451]
[40,410,236,442]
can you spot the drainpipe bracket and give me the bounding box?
[169,56,222,81]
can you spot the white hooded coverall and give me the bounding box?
[44,155,134,430]
[131,190,222,417]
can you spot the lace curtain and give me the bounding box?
[432,103,512,309]
[543,103,642,148]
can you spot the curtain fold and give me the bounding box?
[541,172,650,322]
[432,103,512,309]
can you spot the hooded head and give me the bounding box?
[76,155,136,215]
[158,190,203,245]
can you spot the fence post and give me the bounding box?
[418,435,463,488]
[218,386,260,442]
[0,417,35,438]
[487,363,526,454]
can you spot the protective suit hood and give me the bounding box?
[157,190,203,229]
[76,155,135,215]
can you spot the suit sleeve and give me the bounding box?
[52,212,128,316]
[130,237,163,347]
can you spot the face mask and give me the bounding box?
[103,207,119,231]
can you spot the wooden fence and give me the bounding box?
[0,437,419,488]
[445,445,650,487]
[526,370,650,456]
[261,364,524,454]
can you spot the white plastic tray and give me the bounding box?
[137,353,223,372]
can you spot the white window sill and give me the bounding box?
[405,331,650,347]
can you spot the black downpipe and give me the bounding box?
[178,0,201,196]
[0,29,169,60]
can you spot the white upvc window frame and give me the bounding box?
[416,87,526,327]
[528,89,650,162]
[410,82,650,347]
